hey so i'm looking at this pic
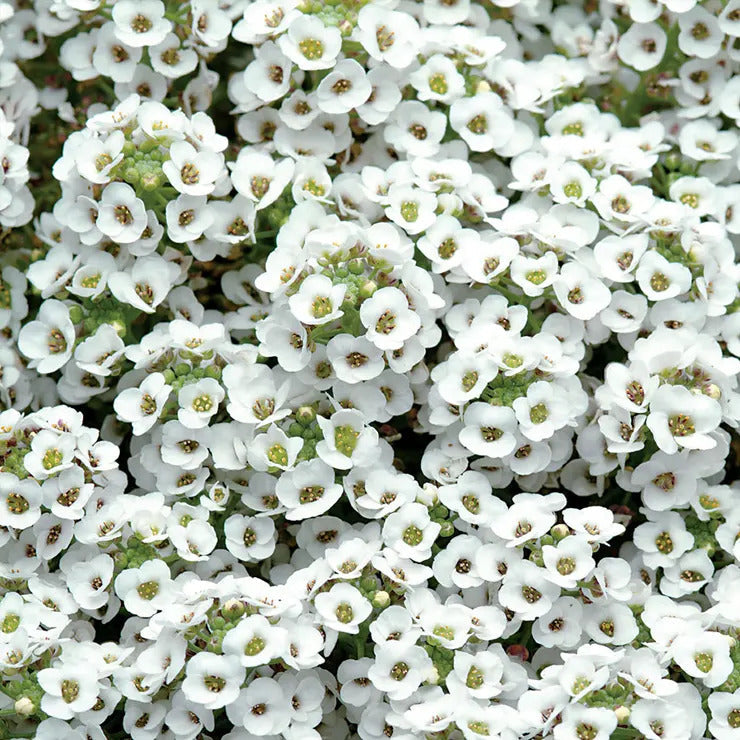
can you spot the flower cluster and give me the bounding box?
[1,0,740,738]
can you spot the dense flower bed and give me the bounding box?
[1,0,740,738]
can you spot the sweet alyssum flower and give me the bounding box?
[3,0,740,736]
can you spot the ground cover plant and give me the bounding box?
[1,0,740,738]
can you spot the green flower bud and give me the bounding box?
[68,305,84,324]
[123,167,139,184]
[664,152,681,170]
[221,599,246,620]
[347,259,364,275]
[174,363,190,377]
[140,171,161,191]
[431,505,448,519]
[439,521,455,537]
[664,172,682,190]
[359,280,377,299]
[296,406,316,425]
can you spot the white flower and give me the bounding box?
[548,162,597,207]
[230,150,295,209]
[288,274,346,326]
[182,653,245,709]
[248,424,303,471]
[0,473,42,529]
[635,251,693,301]
[326,334,385,383]
[498,560,561,619]
[368,644,434,700]
[646,384,722,453]
[150,33,198,78]
[113,372,171,434]
[222,614,287,667]
[162,141,223,196]
[449,93,515,152]
[672,630,733,688]
[224,513,276,561]
[243,40,292,102]
[355,5,419,68]
[382,502,441,562]
[554,705,616,740]
[92,23,142,82]
[315,409,380,469]
[108,254,180,313]
[315,582,371,634]
[96,182,147,243]
[17,299,75,374]
[384,101,447,158]
[38,664,99,719]
[238,677,291,736]
[617,22,667,71]
[177,378,225,429]
[111,0,172,47]
[278,15,342,71]
[275,458,343,520]
[708,689,740,740]
[114,559,175,617]
[409,54,465,103]
[316,59,371,114]
[359,286,420,351]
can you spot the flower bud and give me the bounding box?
[551,524,571,541]
[359,280,377,299]
[614,706,630,723]
[348,259,364,275]
[110,318,127,337]
[372,590,390,608]
[425,665,440,685]
[221,599,245,620]
[664,152,681,170]
[439,521,455,537]
[296,406,316,425]
[15,697,34,716]
[506,644,529,661]
[140,171,161,191]
[68,305,84,324]
[417,482,438,506]
[123,166,139,184]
